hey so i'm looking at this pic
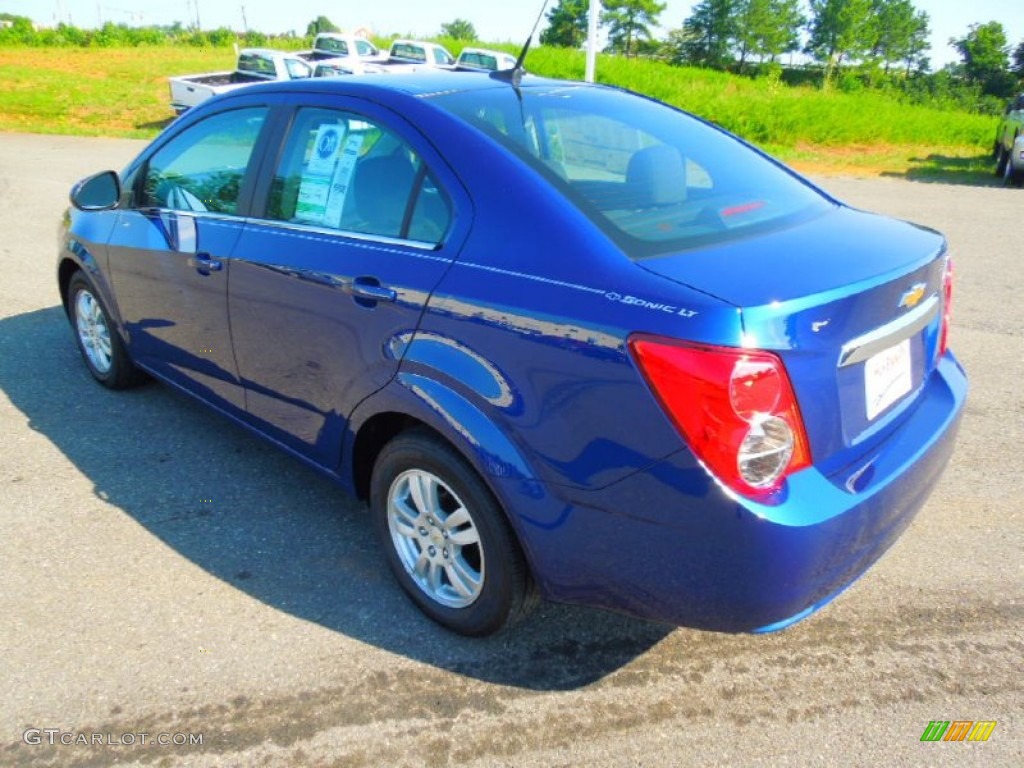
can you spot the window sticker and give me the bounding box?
[294,123,364,228]
[323,132,364,229]
[295,124,345,224]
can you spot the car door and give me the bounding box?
[229,101,468,467]
[106,106,270,412]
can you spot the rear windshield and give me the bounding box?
[429,85,832,258]
[461,53,498,70]
[391,43,426,63]
[317,37,349,55]
[238,53,276,76]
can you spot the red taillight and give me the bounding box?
[629,336,811,499]
[939,256,954,358]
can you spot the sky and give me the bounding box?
[5,0,1022,70]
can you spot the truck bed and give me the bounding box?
[176,71,268,87]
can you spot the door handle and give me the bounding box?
[348,277,397,303]
[188,253,223,274]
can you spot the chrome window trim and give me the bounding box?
[244,216,442,251]
[133,208,243,223]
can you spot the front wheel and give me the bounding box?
[370,429,536,636]
[68,271,143,389]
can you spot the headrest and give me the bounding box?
[626,145,686,207]
[353,154,416,236]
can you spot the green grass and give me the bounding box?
[0,43,1000,180]
[526,48,994,149]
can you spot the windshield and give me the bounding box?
[429,84,833,258]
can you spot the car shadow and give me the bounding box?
[880,152,1002,186]
[0,306,672,692]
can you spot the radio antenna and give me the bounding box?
[492,0,549,87]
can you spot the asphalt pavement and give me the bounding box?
[0,134,1020,767]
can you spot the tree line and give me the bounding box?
[541,0,1023,101]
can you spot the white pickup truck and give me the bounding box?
[311,38,459,78]
[168,48,312,114]
[300,33,384,64]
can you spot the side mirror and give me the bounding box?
[70,171,121,211]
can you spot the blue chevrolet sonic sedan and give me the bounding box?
[59,72,966,636]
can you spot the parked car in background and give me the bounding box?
[59,72,966,637]
[168,48,311,114]
[455,47,517,72]
[995,93,1024,185]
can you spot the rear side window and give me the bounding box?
[266,108,451,244]
[431,86,831,258]
[139,107,268,214]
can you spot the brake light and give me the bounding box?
[939,256,954,358]
[629,336,811,498]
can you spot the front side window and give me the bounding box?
[431,86,832,258]
[285,58,311,79]
[355,40,378,57]
[433,48,454,66]
[139,108,268,214]
[266,108,451,244]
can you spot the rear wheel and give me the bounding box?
[68,271,143,389]
[370,429,536,636]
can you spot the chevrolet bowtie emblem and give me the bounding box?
[899,283,927,309]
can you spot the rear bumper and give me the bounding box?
[499,353,967,632]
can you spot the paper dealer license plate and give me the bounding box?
[864,338,912,421]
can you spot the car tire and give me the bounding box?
[995,146,1009,178]
[370,428,537,636]
[68,271,144,389]
[1005,138,1023,187]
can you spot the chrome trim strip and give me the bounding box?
[839,295,939,367]
[243,217,441,251]
[135,208,241,225]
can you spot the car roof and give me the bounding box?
[244,71,584,100]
